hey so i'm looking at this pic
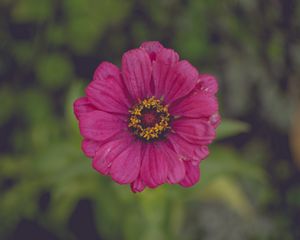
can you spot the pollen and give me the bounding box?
[128,97,171,142]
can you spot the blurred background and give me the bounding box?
[0,0,300,239]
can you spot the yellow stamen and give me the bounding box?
[128,96,171,142]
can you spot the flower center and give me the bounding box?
[128,97,171,142]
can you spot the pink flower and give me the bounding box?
[73,41,220,192]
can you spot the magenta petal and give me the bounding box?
[164,60,198,104]
[122,48,152,100]
[168,133,208,161]
[160,142,185,184]
[210,112,221,128]
[73,97,97,119]
[153,48,179,98]
[110,141,142,184]
[173,118,216,145]
[92,133,132,175]
[141,144,168,188]
[81,139,100,158]
[131,176,146,193]
[78,111,126,141]
[194,146,209,161]
[86,62,130,114]
[169,93,218,118]
[140,41,164,61]
[197,74,218,95]
[73,41,221,192]
[179,161,200,187]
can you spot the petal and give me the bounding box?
[86,62,130,114]
[179,161,200,187]
[78,110,126,141]
[209,112,221,128]
[140,41,164,61]
[131,175,146,193]
[167,133,209,161]
[73,97,97,120]
[92,132,132,175]
[197,74,218,95]
[159,142,185,184]
[121,48,152,100]
[81,139,100,158]
[164,60,199,104]
[110,141,142,184]
[172,118,216,145]
[152,48,179,98]
[169,93,218,118]
[194,146,209,161]
[141,144,168,188]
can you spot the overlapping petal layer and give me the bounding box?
[74,41,220,192]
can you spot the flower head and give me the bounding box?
[73,41,220,192]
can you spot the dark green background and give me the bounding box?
[1,0,300,239]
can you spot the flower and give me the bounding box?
[73,41,220,192]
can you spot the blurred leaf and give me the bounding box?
[64,0,132,54]
[199,176,254,217]
[46,25,66,46]
[138,189,168,240]
[21,89,53,123]
[36,53,74,89]
[202,146,266,184]
[0,86,15,125]
[65,80,85,138]
[11,0,53,23]
[217,119,250,140]
[12,41,35,65]
[0,177,41,236]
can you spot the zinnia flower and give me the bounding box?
[73,41,220,192]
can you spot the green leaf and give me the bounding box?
[11,0,53,23]
[63,0,132,54]
[0,87,15,125]
[199,176,255,217]
[36,53,74,89]
[65,80,85,138]
[202,146,266,184]
[216,119,250,140]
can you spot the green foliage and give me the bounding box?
[216,119,250,140]
[63,0,132,54]
[11,0,53,23]
[0,87,15,125]
[36,53,74,89]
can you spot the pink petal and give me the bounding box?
[140,41,164,61]
[73,97,97,120]
[167,133,209,161]
[141,144,168,188]
[152,48,179,98]
[86,62,130,114]
[81,139,100,158]
[159,142,185,184]
[164,60,199,104]
[121,48,152,100]
[172,118,216,145]
[197,74,218,95]
[92,132,133,175]
[209,112,221,128]
[131,175,146,193]
[110,141,142,184]
[169,93,218,118]
[194,146,209,161]
[179,161,200,187]
[78,110,126,141]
